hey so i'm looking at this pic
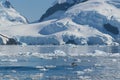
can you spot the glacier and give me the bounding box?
[0,0,120,45]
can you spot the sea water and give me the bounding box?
[0,45,119,80]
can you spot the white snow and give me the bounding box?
[54,0,74,4]
[55,0,87,4]
[0,0,120,45]
[0,17,115,45]
[0,1,27,27]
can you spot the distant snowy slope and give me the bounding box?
[0,0,27,26]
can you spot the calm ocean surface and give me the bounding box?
[0,45,119,80]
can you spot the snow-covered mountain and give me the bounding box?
[0,0,120,45]
[39,0,88,21]
[0,0,27,27]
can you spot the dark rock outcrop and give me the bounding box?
[6,38,19,45]
[2,0,13,8]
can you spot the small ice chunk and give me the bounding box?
[54,50,67,57]
[93,50,108,56]
[1,59,18,62]
[84,68,93,73]
[75,71,85,75]
[112,59,117,62]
